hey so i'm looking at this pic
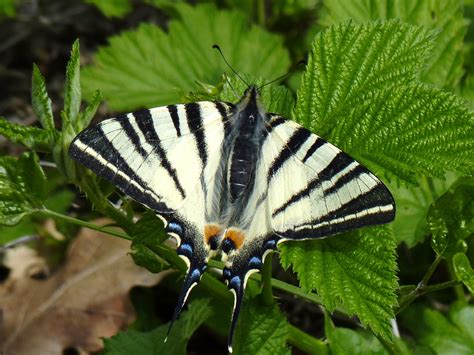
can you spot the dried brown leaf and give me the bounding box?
[0,221,168,355]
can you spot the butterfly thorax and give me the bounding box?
[226,86,267,207]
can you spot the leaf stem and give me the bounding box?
[261,253,274,305]
[421,253,442,287]
[287,325,328,354]
[40,208,131,241]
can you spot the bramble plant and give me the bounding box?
[0,1,473,354]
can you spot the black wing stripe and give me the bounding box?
[215,101,232,138]
[167,105,182,137]
[302,137,327,163]
[267,127,312,183]
[69,127,169,212]
[133,110,186,199]
[272,155,375,218]
[116,114,148,159]
[281,208,394,240]
[185,103,208,165]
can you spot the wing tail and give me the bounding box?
[165,258,207,341]
[226,273,245,354]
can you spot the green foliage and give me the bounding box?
[84,0,132,18]
[102,298,212,355]
[129,211,169,273]
[402,304,474,354]
[81,3,290,111]
[233,299,290,354]
[280,226,397,340]
[31,64,54,131]
[0,152,46,226]
[324,313,388,354]
[391,175,456,246]
[319,0,467,89]
[0,0,16,19]
[295,20,474,184]
[0,118,55,152]
[453,253,474,294]
[427,178,474,259]
[0,4,473,354]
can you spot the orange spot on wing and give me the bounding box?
[204,224,222,244]
[224,228,245,249]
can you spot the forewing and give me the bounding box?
[264,114,395,240]
[69,101,233,334]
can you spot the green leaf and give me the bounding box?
[324,313,387,355]
[102,298,212,355]
[402,304,474,354]
[84,0,132,18]
[453,253,474,294]
[75,89,101,132]
[427,178,474,258]
[279,225,398,341]
[0,0,16,19]
[233,299,290,355]
[0,117,55,152]
[129,211,169,273]
[31,64,54,131]
[0,152,47,226]
[391,175,456,246]
[319,0,467,89]
[81,3,290,111]
[296,21,474,184]
[0,218,36,246]
[64,39,81,124]
[296,20,434,136]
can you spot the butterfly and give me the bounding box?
[69,84,395,352]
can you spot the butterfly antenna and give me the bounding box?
[257,59,307,90]
[213,44,249,87]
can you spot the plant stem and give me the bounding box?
[261,253,274,305]
[40,208,131,241]
[420,253,442,287]
[287,325,327,354]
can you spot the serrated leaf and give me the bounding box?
[84,0,132,18]
[296,22,474,184]
[0,152,47,226]
[453,253,474,294]
[64,39,81,124]
[319,0,467,89]
[402,304,474,354]
[296,21,434,135]
[0,117,55,152]
[102,298,212,355]
[31,64,54,131]
[233,299,290,355]
[427,178,474,258]
[81,3,290,111]
[280,226,398,341]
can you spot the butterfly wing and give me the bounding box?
[264,114,395,240]
[69,101,233,331]
[222,114,395,351]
